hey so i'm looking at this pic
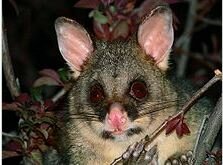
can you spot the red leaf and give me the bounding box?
[39,69,63,86]
[93,21,111,40]
[2,102,20,111]
[5,140,23,152]
[44,99,54,111]
[2,151,21,159]
[165,115,181,135]
[176,119,190,138]
[15,93,31,104]
[30,101,41,111]
[181,122,190,134]
[74,0,100,9]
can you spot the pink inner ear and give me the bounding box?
[57,22,93,71]
[138,12,173,64]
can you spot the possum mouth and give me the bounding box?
[101,127,142,140]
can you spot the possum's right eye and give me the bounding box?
[89,83,105,104]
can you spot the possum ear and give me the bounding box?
[55,17,93,77]
[138,6,174,71]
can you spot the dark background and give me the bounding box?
[2,0,222,164]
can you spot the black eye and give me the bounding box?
[129,81,148,101]
[89,83,105,104]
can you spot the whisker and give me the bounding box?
[138,100,180,117]
[139,99,180,110]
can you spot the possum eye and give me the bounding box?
[129,81,148,101]
[89,83,105,104]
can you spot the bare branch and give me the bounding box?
[197,16,221,26]
[175,0,198,78]
[2,21,20,98]
[193,97,222,164]
[180,69,221,115]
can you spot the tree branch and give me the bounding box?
[193,96,222,164]
[196,16,221,26]
[175,0,197,78]
[2,21,20,98]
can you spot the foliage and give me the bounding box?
[2,68,71,164]
[74,0,182,40]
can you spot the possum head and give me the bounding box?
[55,6,175,141]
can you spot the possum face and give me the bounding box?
[55,6,175,141]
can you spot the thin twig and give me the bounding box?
[2,21,20,98]
[180,69,221,115]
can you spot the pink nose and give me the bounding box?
[107,103,127,130]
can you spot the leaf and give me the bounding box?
[33,77,62,87]
[2,150,21,159]
[166,115,181,135]
[166,114,190,138]
[90,10,109,24]
[30,149,43,164]
[39,69,63,86]
[44,99,54,111]
[2,102,20,111]
[5,140,23,152]
[93,21,111,40]
[30,87,43,102]
[58,67,70,82]
[15,93,31,104]
[176,121,190,137]
[38,128,49,139]
[112,20,129,40]
[39,116,55,125]
[74,0,100,9]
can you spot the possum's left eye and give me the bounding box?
[129,80,148,101]
[89,83,105,104]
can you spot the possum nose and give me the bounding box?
[107,103,127,130]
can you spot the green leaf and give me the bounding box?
[89,10,108,24]
[30,87,43,102]
[58,67,70,82]
[30,150,43,164]
[109,5,116,13]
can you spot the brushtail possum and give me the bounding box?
[52,5,210,164]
